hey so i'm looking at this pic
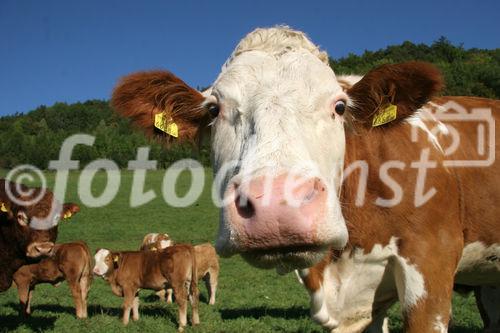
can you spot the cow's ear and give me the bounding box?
[111,70,210,144]
[16,210,28,227]
[61,203,80,220]
[346,62,444,129]
[112,253,121,269]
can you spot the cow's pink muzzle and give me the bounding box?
[226,174,328,250]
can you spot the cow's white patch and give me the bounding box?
[455,242,500,285]
[310,284,339,330]
[433,315,447,333]
[407,108,448,152]
[305,244,398,332]
[93,249,111,276]
[160,240,172,249]
[393,254,427,310]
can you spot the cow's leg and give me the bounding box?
[16,283,32,316]
[165,289,173,303]
[393,254,456,333]
[173,283,188,331]
[132,296,140,321]
[79,274,90,318]
[365,316,389,333]
[474,286,500,332]
[206,270,218,305]
[26,289,34,316]
[68,280,85,318]
[156,289,166,301]
[190,279,200,325]
[122,288,136,325]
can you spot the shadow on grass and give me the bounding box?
[142,291,209,304]
[389,326,480,333]
[0,313,57,331]
[3,302,179,327]
[220,306,309,320]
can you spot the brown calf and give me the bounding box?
[140,235,219,305]
[94,244,199,331]
[13,241,92,318]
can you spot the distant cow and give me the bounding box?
[13,241,92,318]
[140,233,173,251]
[0,179,80,292]
[141,236,219,305]
[93,244,199,331]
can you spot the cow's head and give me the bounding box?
[111,27,442,270]
[93,248,119,277]
[0,179,80,258]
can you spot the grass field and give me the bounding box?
[0,170,483,332]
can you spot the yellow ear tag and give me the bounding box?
[113,255,119,263]
[0,203,8,213]
[372,103,398,127]
[63,212,72,219]
[154,113,179,138]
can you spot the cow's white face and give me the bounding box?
[209,33,348,270]
[93,249,111,276]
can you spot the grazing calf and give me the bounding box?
[13,241,92,318]
[141,236,219,305]
[93,244,199,331]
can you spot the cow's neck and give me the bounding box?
[340,120,450,253]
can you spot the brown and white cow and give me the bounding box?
[111,26,500,331]
[13,241,92,318]
[141,235,219,305]
[140,232,174,251]
[0,179,80,292]
[93,244,199,331]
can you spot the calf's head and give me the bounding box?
[112,27,442,270]
[93,248,119,277]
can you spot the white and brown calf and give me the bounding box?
[93,244,199,331]
[13,241,92,318]
[140,233,173,251]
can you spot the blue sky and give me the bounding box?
[1,0,499,116]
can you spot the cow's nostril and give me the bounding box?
[235,194,255,219]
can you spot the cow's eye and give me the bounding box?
[207,103,220,118]
[334,100,346,116]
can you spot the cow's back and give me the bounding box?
[194,243,219,280]
[159,244,196,284]
[55,241,92,281]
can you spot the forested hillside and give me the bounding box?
[1,38,498,169]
